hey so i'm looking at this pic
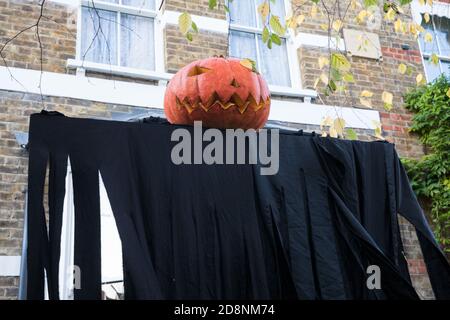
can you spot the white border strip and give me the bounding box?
[0,256,21,277]
[0,65,379,129]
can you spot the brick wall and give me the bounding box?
[0,0,77,73]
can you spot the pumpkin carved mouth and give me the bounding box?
[175,93,270,115]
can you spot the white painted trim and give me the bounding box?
[0,65,165,109]
[67,59,173,81]
[270,100,380,130]
[294,32,346,51]
[162,10,229,34]
[0,256,21,277]
[0,66,379,129]
[49,0,80,6]
[411,0,450,24]
[81,0,158,18]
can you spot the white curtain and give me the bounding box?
[229,31,257,62]
[258,35,290,86]
[228,0,257,27]
[121,14,155,70]
[81,7,118,65]
[122,0,155,10]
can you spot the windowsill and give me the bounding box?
[66,59,173,82]
[66,59,318,99]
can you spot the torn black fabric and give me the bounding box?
[25,113,450,300]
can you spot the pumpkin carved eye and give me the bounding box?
[230,79,240,88]
[187,66,211,77]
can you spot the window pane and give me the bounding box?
[441,61,450,78]
[419,15,437,54]
[434,16,450,57]
[228,0,257,27]
[229,30,257,62]
[257,35,291,86]
[423,57,442,82]
[81,7,118,65]
[122,0,155,10]
[256,0,286,27]
[120,14,155,70]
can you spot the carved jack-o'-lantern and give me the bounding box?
[164,57,271,129]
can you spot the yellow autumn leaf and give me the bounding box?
[178,12,192,35]
[258,1,270,21]
[320,116,333,129]
[318,56,329,69]
[329,126,338,138]
[426,0,433,5]
[333,118,346,135]
[424,32,433,43]
[296,14,305,25]
[356,10,367,24]
[320,24,328,31]
[382,91,393,105]
[332,20,343,32]
[311,4,318,18]
[394,19,403,33]
[360,98,372,108]
[286,14,296,29]
[382,91,393,111]
[240,59,253,70]
[424,13,430,23]
[418,0,425,5]
[360,90,374,98]
[430,53,439,65]
[385,8,396,21]
[398,63,407,74]
[416,73,424,85]
[446,88,450,98]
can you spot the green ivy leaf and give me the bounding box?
[208,0,217,9]
[399,0,413,5]
[271,33,282,46]
[270,15,286,36]
[191,21,198,33]
[346,128,358,140]
[178,12,192,35]
[262,27,270,43]
[363,0,378,7]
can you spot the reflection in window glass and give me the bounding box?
[81,7,118,65]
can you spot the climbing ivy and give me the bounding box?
[402,75,450,252]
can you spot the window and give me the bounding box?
[79,0,157,71]
[419,14,450,82]
[228,0,292,87]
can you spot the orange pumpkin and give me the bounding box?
[164,57,271,129]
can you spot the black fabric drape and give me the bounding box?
[25,112,450,300]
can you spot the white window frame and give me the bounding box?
[73,0,167,80]
[227,0,302,92]
[411,0,450,82]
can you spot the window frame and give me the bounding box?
[419,15,450,82]
[411,0,450,82]
[227,0,302,91]
[75,0,165,75]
